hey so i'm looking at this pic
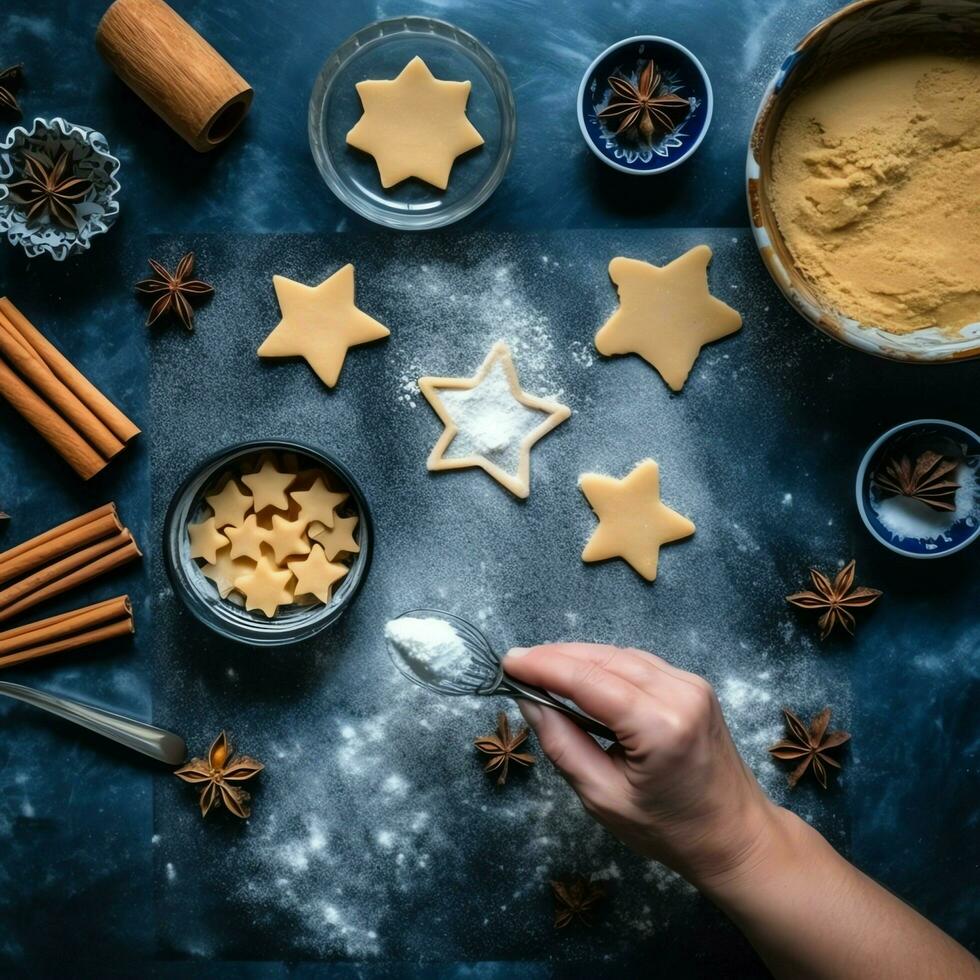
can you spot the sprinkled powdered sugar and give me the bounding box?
[384,615,471,686]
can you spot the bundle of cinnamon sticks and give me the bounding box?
[0,503,141,625]
[0,297,140,479]
[0,595,134,670]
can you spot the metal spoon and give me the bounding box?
[385,609,616,742]
[0,681,187,765]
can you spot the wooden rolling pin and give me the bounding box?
[96,0,253,152]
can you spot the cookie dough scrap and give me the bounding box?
[579,459,694,582]
[258,264,390,388]
[595,245,742,391]
[418,341,571,499]
[346,55,484,190]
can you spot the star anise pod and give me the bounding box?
[0,64,24,117]
[598,60,690,144]
[873,450,960,512]
[768,707,850,789]
[135,251,214,332]
[175,730,264,819]
[474,711,534,786]
[786,559,881,640]
[5,149,92,230]
[550,876,606,928]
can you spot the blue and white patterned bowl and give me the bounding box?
[577,36,712,175]
[856,420,980,559]
[0,117,121,261]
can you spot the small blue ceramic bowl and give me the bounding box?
[856,420,980,559]
[577,35,712,175]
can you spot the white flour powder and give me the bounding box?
[384,616,470,685]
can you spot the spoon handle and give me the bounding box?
[0,681,187,765]
[498,675,617,742]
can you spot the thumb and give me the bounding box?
[519,699,619,794]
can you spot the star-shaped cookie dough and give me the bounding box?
[595,245,742,391]
[579,459,695,582]
[346,55,484,190]
[242,458,294,513]
[224,514,268,561]
[309,515,360,560]
[234,554,294,618]
[257,264,390,388]
[268,515,312,565]
[205,478,252,529]
[288,544,349,604]
[201,548,255,599]
[187,517,229,564]
[418,341,570,499]
[291,476,348,529]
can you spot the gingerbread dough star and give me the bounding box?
[187,517,229,565]
[258,264,390,388]
[418,341,571,499]
[291,477,348,529]
[346,55,484,190]
[288,544,349,603]
[579,459,694,582]
[595,245,742,391]
[309,515,360,561]
[234,554,294,618]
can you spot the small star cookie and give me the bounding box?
[242,458,294,513]
[346,55,484,190]
[595,245,742,391]
[205,478,252,528]
[291,476,348,529]
[201,547,255,599]
[234,554,294,618]
[288,544,349,603]
[268,515,312,565]
[224,514,268,561]
[187,517,229,564]
[419,341,570,499]
[308,515,360,561]
[257,264,390,388]
[579,459,694,582]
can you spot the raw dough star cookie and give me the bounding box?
[309,515,360,560]
[205,478,252,529]
[242,458,295,513]
[224,514,268,561]
[234,554,294,618]
[187,517,229,564]
[418,341,571,499]
[595,245,742,391]
[579,458,695,582]
[268,515,312,564]
[288,544,349,603]
[346,55,484,190]
[291,476,348,529]
[258,264,390,388]
[201,547,255,599]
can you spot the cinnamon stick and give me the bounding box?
[0,534,141,623]
[0,595,132,662]
[0,297,140,444]
[0,505,123,586]
[0,619,134,669]
[0,311,125,460]
[0,358,105,479]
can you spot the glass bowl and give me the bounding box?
[163,440,373,646]
[308,16,516,230]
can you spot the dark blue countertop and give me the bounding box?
[0,1,977,977]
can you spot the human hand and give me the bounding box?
[503,643,785,891]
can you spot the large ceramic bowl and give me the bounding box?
[746,0,980,363]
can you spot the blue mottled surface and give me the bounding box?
[0,1,977,977]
